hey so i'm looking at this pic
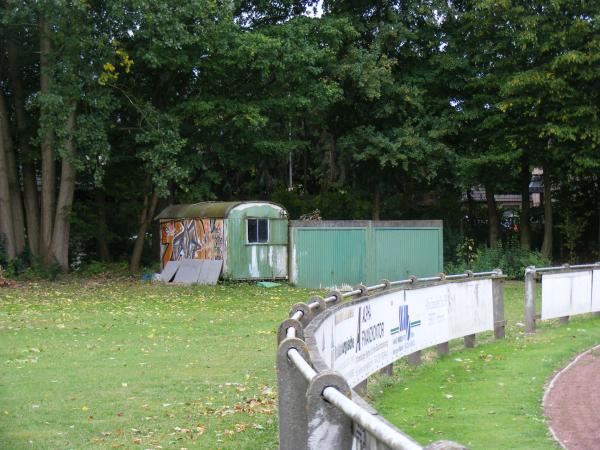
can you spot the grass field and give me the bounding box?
[370,281,600,449]
[0,279,312,449]
[3,278,600,450]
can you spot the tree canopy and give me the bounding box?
[1,0,599,271]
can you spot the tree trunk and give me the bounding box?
[130,189,158,272]
[0,99,16,260]
[597,198,600,259]
[0,91,25,255]
[8,39,40,256]
[520,155,531,250]
[466,188,474,235]
[595,175,600,258]
[40,19,56,263]
[541,163,553,259]
[485,184,499,247]
[372,186,381,220]
[94,187,112,262]
[3,135,26,256]
[596,183,600,260]
[49,108,77,271]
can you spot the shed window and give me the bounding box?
[247,218,268,243]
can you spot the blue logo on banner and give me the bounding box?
[399,304,411,340]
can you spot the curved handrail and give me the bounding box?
[277,270,506,450]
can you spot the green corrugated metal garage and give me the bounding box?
[289,220,443,288]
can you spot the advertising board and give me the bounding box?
[541,271,593,320]
[313,280,494,387]
[592,270,600,312]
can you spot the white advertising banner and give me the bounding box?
[592,270,600,312]
[313,279,494,387]
[541,271,593,320]
[447,280,495,339]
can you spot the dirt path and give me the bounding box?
[544,345,600,450]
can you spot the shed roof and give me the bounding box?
[155,201,284,220]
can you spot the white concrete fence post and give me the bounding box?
[492,268,506,339]
[525,266,537,333]
[437,272,450,355]
[277,338,311,450]
[306,371,353,450]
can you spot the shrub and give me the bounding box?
[445,239,551,280]
[77,261,131,278]
[19,261,63,281]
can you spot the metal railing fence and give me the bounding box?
[524,263,600,333]
[277,270,506,450]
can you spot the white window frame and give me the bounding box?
[247,218,269,244]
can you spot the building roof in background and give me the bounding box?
[467,189,525,204]
[155,201,284,220]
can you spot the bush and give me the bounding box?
[18,261,63,281]
[445,239,551,280]
[77,261,130,278]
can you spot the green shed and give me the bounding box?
[155,201,288,280]
[289,220,443,288]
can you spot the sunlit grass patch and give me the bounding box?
[0,280,311,449]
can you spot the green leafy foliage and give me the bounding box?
[1,0,600,268]
[445,239,550,280]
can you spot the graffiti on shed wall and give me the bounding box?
[161,219,224,267]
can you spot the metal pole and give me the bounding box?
[525,266,537,333]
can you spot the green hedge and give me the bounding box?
[445,240,551,280]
